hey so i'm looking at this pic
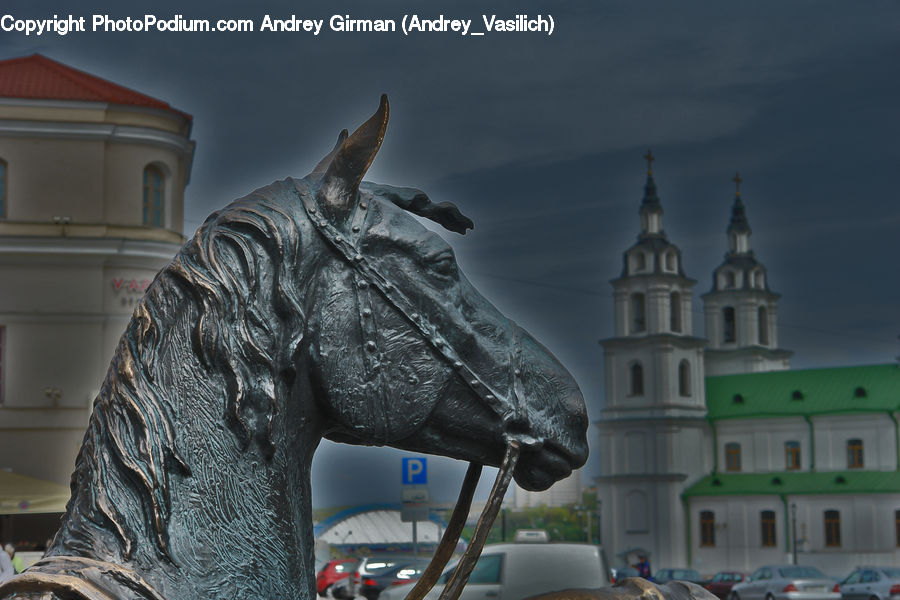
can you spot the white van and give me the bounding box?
[378,542,610,600]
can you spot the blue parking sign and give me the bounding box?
[402,457,427,484]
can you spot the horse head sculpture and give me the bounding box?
[0,96,588,600]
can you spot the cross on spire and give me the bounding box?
[644,149,655,175]
[733,172,742,197]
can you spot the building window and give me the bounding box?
[0,158,6,219]
[758,306,769,345]
[761,510,776,547]
[143,165,165,227]
[629,363,644,396]
[700,511,716,547]
[631,293,646,333]
[847,439,864,469]
[678,360,691,397]
[895,510,900,547]
[670,292,682,332]
[725,271,736,288]
[725,442,741,472]
[723,307,736,343]
[785,441,801,470]
[632,252,646,273]
[625,490,649,533]
[824,510,841,547]
[665,251,675,271]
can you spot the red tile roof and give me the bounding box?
[0,54,191,121]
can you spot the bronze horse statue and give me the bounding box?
[0,97,589,600]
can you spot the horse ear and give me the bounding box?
[317,94,389,224]
[310,129,349,179]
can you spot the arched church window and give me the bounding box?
[0,158,7,219]
[758,306,769,345]
[670,292,682,333]
[143,164,165,227]
[632,252,646,273]
[847,439,863,469]
[725,271,736,288]
[761,510,777,547]
[665,251,675,272]
[824,510,841,547]
[678,360,691,396]
[700,511,716,547]
[754,270,765,289]
[631,293,646,333]
[723,307,736,343]
[725,442,741,471]
[629,362,644,396]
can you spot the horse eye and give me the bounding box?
[428,252,458,278]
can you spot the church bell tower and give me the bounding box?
[595,152,711,569]
[702,174,792,375]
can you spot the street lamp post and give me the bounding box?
[791,503,798,565]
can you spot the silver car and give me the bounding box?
[730,565,840,600]
[839,567,900,600]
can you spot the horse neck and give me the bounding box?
[51,291,324,600]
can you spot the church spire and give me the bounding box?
[727,172,752,254]
[639,150,664,236]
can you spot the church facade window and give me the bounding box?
[824,510,841,547]
[629,362,644,396]
[678,360,691,396]
[670,292,682,332]
[725,442,741,472]
[847,439,864,469]
[700,511,716,547]
[631,293,646,333]
[723,307,736,343]
[761,510,776,547]
[632,252,646,273]
[665,251,675,272]
[785,441,801,470]
[143,165,165,227]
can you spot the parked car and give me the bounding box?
[706,571,748,600]
[611,566,641,583]
[340,556,419,599]
[317,559,359,597]
[358,560,430,600]
[730,565,840,600]
[378,542,610,600]
[839,566,900,600]
[654,568,707,585]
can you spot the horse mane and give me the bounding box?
[54,179,310,564]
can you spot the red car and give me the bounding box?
[316,559,358,597]
[705,571,748,600]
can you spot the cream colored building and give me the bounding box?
[0,54,194,492]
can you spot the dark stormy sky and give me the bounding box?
[4,0,900,507]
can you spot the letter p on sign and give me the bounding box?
[402,457,427,485]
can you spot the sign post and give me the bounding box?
[401,457,429,556]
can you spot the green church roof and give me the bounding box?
[684,470,900,497]
[705,364,900,420]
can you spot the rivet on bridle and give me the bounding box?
[470,380,480,388]
[352,225,360,233]
[486,394,495,401]
[365,341,377,352]
[319,220,328,228]
[514,369,522,377]
[362,308,372,317]
[309,206,317,214]
[359,202,368,210]
[357,280,368,289]
[335,235,343,243]
[354,254,363,262]
[453,361,463,369]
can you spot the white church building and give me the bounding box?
[595,156,900,576]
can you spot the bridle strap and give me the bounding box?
[294,178,520,426]
[403,462,482,600]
